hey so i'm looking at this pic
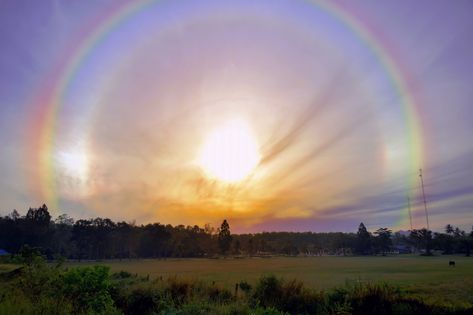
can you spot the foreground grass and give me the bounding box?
[0,264,17,273]
[1,267,472,315]
[69,255,473,306]
[1,254,473,314]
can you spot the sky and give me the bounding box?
[0,0,472,233]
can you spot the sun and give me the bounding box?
[198,119,260,183]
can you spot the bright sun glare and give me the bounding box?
[198,119,260,183]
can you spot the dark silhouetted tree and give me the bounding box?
[24,204,52,253]
[374,228,392,255]
[445,224,454,235]
[409,228,433,255]
[3,204,472,259]
[233,239,241,255]
[218,219,232,254]
[72,219,93,260]
[355,222,372,255]
[52,214,74,257]
[8,209,20,220]
[26,204,51,224]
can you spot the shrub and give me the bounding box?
[165,277,193,304]
[324,282,464,315]
[205,285,234,304]
[279,279,324,314]
[61,265,118,314]
[238,281,252,294]
[345,282,400,315]
[0,287,74,315]
[252,275,324,314]
[252,275,283,308]
[123,287,161,315]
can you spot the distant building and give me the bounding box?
[392,245,411,254]
[0,249,9,256]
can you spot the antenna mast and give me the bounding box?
[407,195,413,231]
[419,168,430,230]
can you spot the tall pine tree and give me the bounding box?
[218,219,232,255]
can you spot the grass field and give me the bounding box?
[69,255,473,307]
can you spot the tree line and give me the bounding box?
[0,204,472,259]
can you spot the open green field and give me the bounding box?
[70,255,473,307]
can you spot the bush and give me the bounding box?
[123,287,161,315]
[252,275,283,308]
[205,285,234,303]
[280,279,324,314]
[346,282,400,315]
[165,277,193,304]
[61,265,119,314]
[252,275,324,314]
[0,284,74,315]
[323,282,473,315]
[238,281,252,294]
